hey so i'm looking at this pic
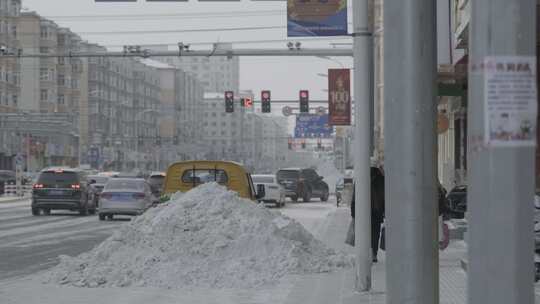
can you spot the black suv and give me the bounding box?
[276,168,329,202]
[31,168,95,216]
[446,185,467,219]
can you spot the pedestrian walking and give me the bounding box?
[346,165,385,264]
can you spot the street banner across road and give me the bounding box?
[287,0,348,37]
[294,114,333,138]
[328,68,351,125]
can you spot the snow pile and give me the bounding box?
[45,183,353,289]
[317,161,343,191]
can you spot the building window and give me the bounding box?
[39,68,48,80]
[58,57,65,65]
[221,131,226,136]
[12,94,17,105]
[39,47,49,54]
[40,26,47,39]
[58,74,65,86]
[40,89,48,102]
[211,122,217,126]
[211,112,217,117]
[221,122,226,126]
[72,79,79,89]
[58,94,65,104]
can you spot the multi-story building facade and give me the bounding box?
[201,93,288,171]
[18,12,60,113]
[161,43,240,94]
[0,0,21,113]
[140,59,204,168]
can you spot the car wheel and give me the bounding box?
[291,196,298,202]
[302,189,311,202]
[43,208,51,215]
[107,214,114,220]
[99,213,106,221]
[31,208,40,216]
[79,205,88,216]
[88,208,96,215]
[321,192,329,202]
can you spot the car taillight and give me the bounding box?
[71,184,81,189]
[132,193,145,199]
[33,184,44,189]
[100,193,112,199]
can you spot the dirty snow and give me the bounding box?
[45,183,353,289]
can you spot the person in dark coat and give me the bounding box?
[350,166,385,262]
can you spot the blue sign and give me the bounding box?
[287,0,348,37]
[295,114,333,138]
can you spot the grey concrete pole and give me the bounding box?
[468,0,536,303]
[384,0,439,302]
[353,0,372,292]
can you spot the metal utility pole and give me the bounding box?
[384,0,438,303]
[468,1,536,303]
[353,0,372,292]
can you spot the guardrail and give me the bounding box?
[2,183,32,196]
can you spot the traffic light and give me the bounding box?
[299,90,309,113]
[261,90,271,113]
[225,91,234,113]
[244,97,253,108]
[155,136,161,146]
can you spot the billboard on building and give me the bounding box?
[294,114,333,138]
[287,0,348,37]
[328,68,351,125]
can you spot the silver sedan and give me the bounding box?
[98,178,156,221]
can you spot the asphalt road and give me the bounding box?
[0,197,338,282]
[0,199,126,281]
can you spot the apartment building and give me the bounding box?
[0,0,21,113]
[202,93,288,171]
[161,43,240,94]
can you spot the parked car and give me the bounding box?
[98,178,156,220]
[31,167,95,216]
[446,185,467,219]
[87,175,110,210]
[252,174,286,207]
[147,172,166,197]
[0,170,16,195]
[162,160,265,202]
[276,168,329,202]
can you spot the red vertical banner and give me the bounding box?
[328,69,351,125]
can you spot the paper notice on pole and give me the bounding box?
[484,56,538,147]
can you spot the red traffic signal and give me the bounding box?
[261,90,271,113]
[244,97,253,108]
[299,90,309,113]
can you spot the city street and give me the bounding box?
[0,199,125,281]
[0,197,338,283]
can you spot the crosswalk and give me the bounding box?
[0,199,126,280]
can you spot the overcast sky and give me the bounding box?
[22,0,354,101]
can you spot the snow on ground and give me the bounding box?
[44,183,353,289]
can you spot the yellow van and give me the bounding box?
[162,160,264,201]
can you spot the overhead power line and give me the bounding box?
[16,25,287,36]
